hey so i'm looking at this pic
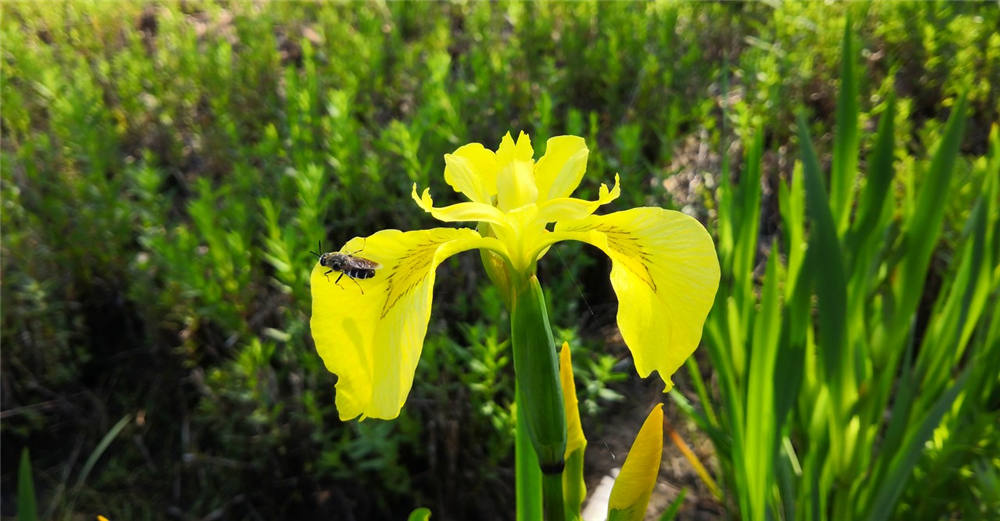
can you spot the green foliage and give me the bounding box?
[2,1,996,519]
[684,25,998,521]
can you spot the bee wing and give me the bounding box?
[351,256,381,270]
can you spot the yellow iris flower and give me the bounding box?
[310,131,720,420]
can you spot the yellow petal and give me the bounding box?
[443,143,497,204]
[608,404,664,519]
[555,208,720,390]
[496,159,538,211]
[310,228,492,420]
[412,184,507,225]
[496,130,534,166]
[493,131,538,211]
[559,342,586,456]
[561,343,588,520]
[535,173,620,224]
[534,136,589,201]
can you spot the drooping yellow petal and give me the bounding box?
[555,208,720,390]
[534,174,620,224]
[310,228,498,420]
[412,184,507,225]
[607,404,664,521]
[534,136,589,201]
[443,143,497,204]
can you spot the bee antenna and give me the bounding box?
[309,240,323,259]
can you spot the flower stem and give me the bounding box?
[542,471,566,521]
[516,384,543,521]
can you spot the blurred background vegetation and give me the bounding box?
[2,1,997,520]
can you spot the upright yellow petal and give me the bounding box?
[443,143,497,204]
[493,132,537,212]
[497,159,538,211]
[534,136,589,201]
[310,228,495,420]
[607,404,664,521]
[496,130,534,166]
[555,208,720,390]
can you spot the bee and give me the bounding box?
[310,240,381,294]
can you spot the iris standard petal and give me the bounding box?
[310,228,494,420]
[443,143,497,204]
[496,130,534,167]
[534,136,589,201]
[554,208,721,391]
[496,159,539,212]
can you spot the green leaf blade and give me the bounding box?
[797,114,849,400]
[830,14,860,237]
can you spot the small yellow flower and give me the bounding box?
[311,132,720,420]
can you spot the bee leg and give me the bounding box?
[334,272,345,289]
[324,269,333,281]
[347,275,365,295]
[348,237,368,256]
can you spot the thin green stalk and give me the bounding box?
[683,355,718,427]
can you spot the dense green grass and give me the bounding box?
[2,2,997,520]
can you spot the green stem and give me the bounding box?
[542,471,566,521]
[516,385,543,521]
[510,274,567,469]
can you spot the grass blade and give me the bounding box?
[743,245,782,521]
[657,488,686,521]
[18,448,38,521]
[797,114,849,402]
[892,94,968,338]
[778,163,807,299]
[830,14,860,236]
[734,132,764,320]
[75,414,131,491]
[847,92,896,262]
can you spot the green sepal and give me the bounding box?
[478,222,514,308]
[608,504,645,521]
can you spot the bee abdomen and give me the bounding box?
[347,268,375,279]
